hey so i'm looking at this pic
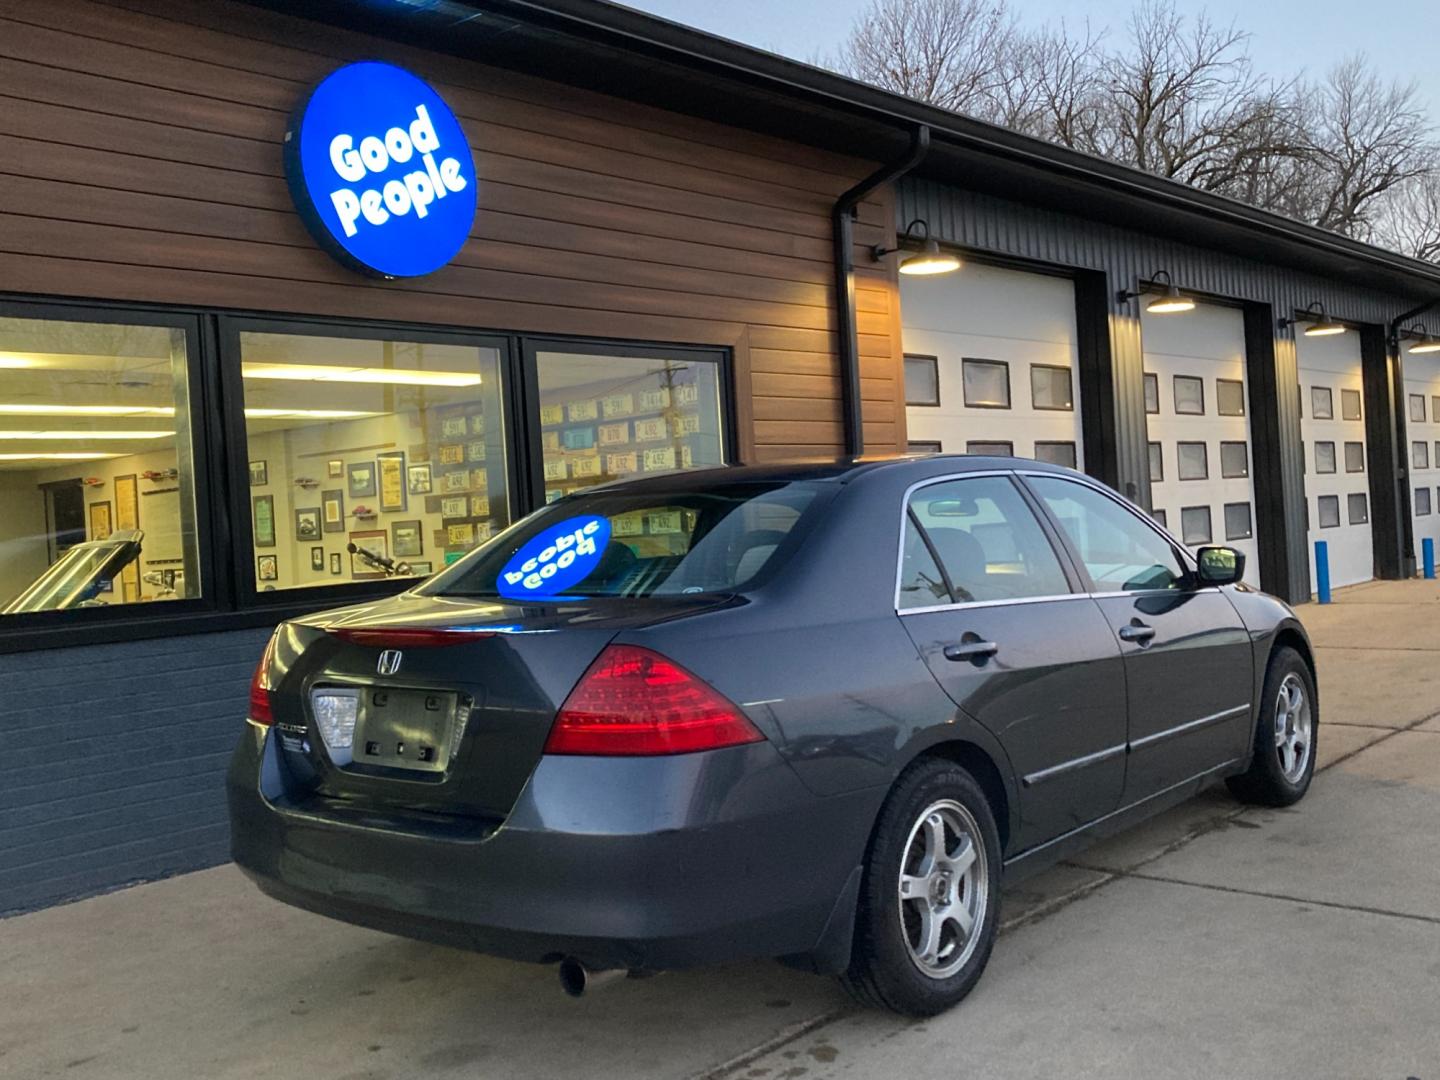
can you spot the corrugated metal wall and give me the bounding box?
[900,177,1432,602]
[0,627,270,914]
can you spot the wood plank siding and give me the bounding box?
[0,0,907,458]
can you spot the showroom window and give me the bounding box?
[1347,493,1369,525]
[1414,441,1430,470]
[1033,441,1077,468]
[1173,375,1205,415]
[1030,365,1073,411]
[1317,494,1341,528]
[1144,373,1160,415]
[961,358,1010,409]
[1224,502,1253,541]
[1220,441,1249,479]
[0,313,202,616]
[531,343,725,502]
[1345,442,1365,473]
[1177,441,1208,481]
[1148,442,1164,482]
[1216,379,1245,417]
[1315,441,1337,474]
[1410,394,1426,423]
[235,327,512,592]
[904,354,940,407]
[1341,389,1362,421]
[1311,386,1333,420]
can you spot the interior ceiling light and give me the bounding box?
[0,430,173,440]
[1407,323,1440,354]
[1118,270,1195,314]
[243,408,383,419]
[1281,300,1346,337]
[0,452,123,461]
[871,218,962,277]
[0,355,39,369]
[0,404,177,417]
[242,362,481,387]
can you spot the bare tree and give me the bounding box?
[1369,171,1440,263]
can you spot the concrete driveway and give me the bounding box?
[3,580,1438,1080]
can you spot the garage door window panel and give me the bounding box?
[1414,442,1430,470]
[1033,441,1076,468]
[1148,442,1163,482]
[967,441,1013,456]
[1311,387,1333,420]
[1152,508,1168,528]
[1317,495,1341,528]
[1341,389,1362,421]
[1173,376,1205,415]
[1030,365,1074,411]
[1224,502,1253,541]
[1220,441,1249,479]
[1411,394,1426,423]
[0,313,203,617]
[1344,442,1365,473]
[1028,475,1187,593]
[1415,488,1432,516]
[1177,441,1209,481]
[1216,379,1245,416]
[1347,493,1368,525]
[1315,442,1337,474]
[1180,506,1213,546]
[908,440,942,454]
[962,359,1011,409]
[904,354,940,407]
[905,476,1071,603]
[1144,373,1160,415]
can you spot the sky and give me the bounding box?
[622,0,1438,116]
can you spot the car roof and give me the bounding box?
[573,455,1076,494]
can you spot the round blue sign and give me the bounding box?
[498,516,612,599]
[284,62,477,279]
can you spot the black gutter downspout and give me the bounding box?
[1388,297,1440,576]
[832,125,930,457]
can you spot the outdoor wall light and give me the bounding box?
[1406,324,1440,354]
[1117,270,1196,314]
[1280,301,1347,337]
[871,219,961,276]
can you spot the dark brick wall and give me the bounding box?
[0,627,272,914]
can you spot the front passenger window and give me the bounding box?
[1027,476,1186,592]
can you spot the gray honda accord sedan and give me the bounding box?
[228,456,1316,1016]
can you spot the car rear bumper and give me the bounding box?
[227,725,880,972]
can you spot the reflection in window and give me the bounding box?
[1030,475,1186,592]
[1177,441,1208,480]
[907,476,1069,602]
[1347,493,1369,525]
[1317,495,1341,527]
[1311,386,1333,419]
[1216,379,1245,416]
[1341,389,1362,421]
[1345,442,1365,473]
[1174,375,1205,415]
[0,316,199,614]
[535,348,724,502]
[238,330,510,591]
[1181,505,1213,545]
[1220,441,1249,478]
[1315,441,1337,474]
[1144,372,1160,415]
[1224,502,1253,540]
[962,358,1010,408]
[1033,441,1077,468]
[1030,365,1073,411]
[904,354,939,406]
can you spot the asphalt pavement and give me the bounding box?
[2,579,1437,1080]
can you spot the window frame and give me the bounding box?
[1173,374,1205,415]
[960,357,1012,410]
[1176,440,1209,481]
[1215,378,1246,417]
[1028,363,1075,412]
[1344,441,1365,473]
[0,297,737,652]
[903,353,941,407]
[1032,440,1077,468]
[1219,440,1250,479]
[1341,388,1362,422]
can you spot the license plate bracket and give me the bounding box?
[351,688,457,773]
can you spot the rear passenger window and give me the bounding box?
[1028,476,1187,592]
[901,476,1070,605]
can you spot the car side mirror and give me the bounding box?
[1195,545,1245,586]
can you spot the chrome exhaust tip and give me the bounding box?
[558,957,630,997]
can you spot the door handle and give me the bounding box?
[1118,622,1157,644]
[943,640,999,662]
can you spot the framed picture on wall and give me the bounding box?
[347,462,377,499]
[294,507,321,541]
[407,463,433,495]
[114,474,139,530]
[409,561,434,576]
[310,546,325,571]
[377,451,407,512]
[89,501,113,541]
[392,519,423,558]
[321,489,345,533]
[252,494,275,548]
[249,460,268,486]
[349,530,388,580]
[329,552,342,575]
[327,459,344,478]
[257,554,278,582]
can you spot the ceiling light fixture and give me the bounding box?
[241,362,482,387]
[243,408,383,419]
[0,430,173,440]
[0,452,124,461]
[0,404,177,417]
[1118,270,1196,314]
[871,219,962,276]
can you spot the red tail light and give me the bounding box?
[545,645,765,756]
[248,631,278,726]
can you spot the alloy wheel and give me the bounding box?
[1274,672,1312,783]
[896,798,988,980]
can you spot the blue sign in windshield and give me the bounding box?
[285,61,477,279]
[497,516,612,599]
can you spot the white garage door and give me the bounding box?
[1404,354,1440,563]
[1297,332,1372,590]
[1142,302,1261,587]
[901,263,1082,470]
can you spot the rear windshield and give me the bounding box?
[423,480,827,600]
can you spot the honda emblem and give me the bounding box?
[376,649,403,676]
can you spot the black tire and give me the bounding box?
[840,758,1002,1017]
[1226,646,1318,807]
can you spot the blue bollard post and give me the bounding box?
[1315,540,1331,603]
[1425,538,1435,580]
